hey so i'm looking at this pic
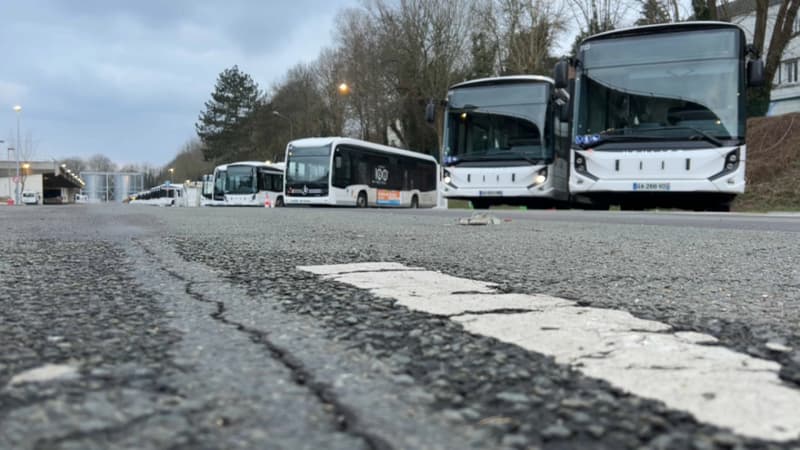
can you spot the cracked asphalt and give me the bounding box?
[1,205,799,449]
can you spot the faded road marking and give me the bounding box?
[299,263,800,442]
[8,364,79,386]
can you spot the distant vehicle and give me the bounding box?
[555,22,764,211]
[432,76,570,209]
[200,161,285,207]
[130,183,184,206]
[21,190,40,205]
[284,137,438,208]
[75,193,89,204]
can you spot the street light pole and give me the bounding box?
[272,111,294,141]
[13,105,21,206]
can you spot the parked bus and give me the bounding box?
[284,137,438,208]
[200,161,285,207]
[428,76,570,209]
[555,22,764,211]
[130,183,185,207]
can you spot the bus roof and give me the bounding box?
[215,161,284,172]
[582,21,745,45]
[287,137,437,164]
[450,75,553,90]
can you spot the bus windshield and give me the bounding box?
[445,83,550,163]
[225,166,257,194]
[576,29,743,144]
[286,145,331,187]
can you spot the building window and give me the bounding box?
[782,59,798,85]
[794,15,800,34]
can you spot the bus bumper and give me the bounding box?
[569,169,746,194]
[441,184,557,199]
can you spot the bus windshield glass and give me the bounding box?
[225,166,257,194]
[576,29,743,143]
[445,83,550,162]
[286,145,331,187]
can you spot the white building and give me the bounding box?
[729,0,800,115]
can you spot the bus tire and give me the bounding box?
[410,195,419,208]
[356,191,367,208]
[275,196,284,207]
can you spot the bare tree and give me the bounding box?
[365,0,475,154]
[86,154,117,172]
[493,0,567,75]
[568,0,632,35]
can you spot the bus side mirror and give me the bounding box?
[425,100,436,124]
[748,59,765,87]
[554,60,569,89]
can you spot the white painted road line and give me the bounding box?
[298,262,800,442]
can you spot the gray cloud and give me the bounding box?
[0,0,355,166]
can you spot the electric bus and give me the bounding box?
[201,161,286,207]
[284,137,438,208]
[130,183,185,207]
[431,76,571,209]
[555,22,764,211]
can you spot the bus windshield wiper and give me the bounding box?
[599,126,723,147]
[451,152,543,165]
[639,126,724,147]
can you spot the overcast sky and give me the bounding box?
[0,0,357,166]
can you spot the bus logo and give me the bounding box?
[374,166,389,185]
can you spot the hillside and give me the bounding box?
[734,113,800,212]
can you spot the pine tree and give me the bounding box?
[195,65,261,161]
[636,0,671,25]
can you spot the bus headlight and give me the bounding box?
[710,148,741,180]
[534,168,547,185]
[442,169,452,185]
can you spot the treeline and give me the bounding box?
[192,0,798,165]
[58,148,213,188]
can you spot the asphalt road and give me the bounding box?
[1,205,799,449]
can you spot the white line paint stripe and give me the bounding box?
[298,263,800,442]
[8,364,79,386]
[298,262,418,275]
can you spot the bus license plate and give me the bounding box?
[632,182,670,191]
[479,190,503,197]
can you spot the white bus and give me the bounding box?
[201,161,286,207]
[284,137,438,208]
[429,76,570,209]
[130,183,185,207]
[555,22,764,211]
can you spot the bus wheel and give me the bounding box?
[356,191,367,208]
[275,196,284,207]
[410,195,419,208]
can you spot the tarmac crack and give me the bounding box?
[180,281,394,450]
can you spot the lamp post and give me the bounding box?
[272,110,294,140]
[168,167,174,183]
[13,105,21,205]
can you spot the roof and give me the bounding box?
[215,160,284,172]
[450,75,554,90]
[582,21,745,44]
[287,137,437,163]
